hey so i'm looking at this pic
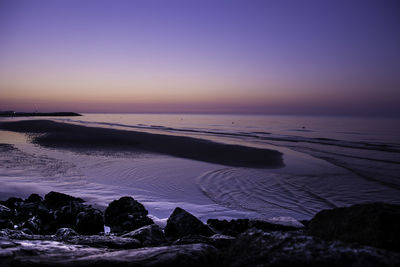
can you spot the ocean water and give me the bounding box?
[0,114,399,223]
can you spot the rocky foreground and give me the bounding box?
[0,192,399,266]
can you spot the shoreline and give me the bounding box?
[0,120,284,168]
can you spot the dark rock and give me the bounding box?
[1,197,23,209]
[207,218,302,236]
[207,218,249,236]
[20,228,33,235]
[309,202,400,252]
[55,227,78,238]
[0,240,217,267]
[223,229,400,267]
[20,217,41,234]
[210,234,235,248]
[53,202,82,227]
[44,191,84,209]
[25,193,43,203]
[75,208,104,235]
[16,202,49,224]
[173,234,212,245]
[0,204,12,220]
[104,196,153,233]
[249,219,302,231]
[172,234,235,249]
[122,224,165,246]
[65,235,141,249]
[165,207,214,239]
[0,219,14,229]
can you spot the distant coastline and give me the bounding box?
[0,111,81,117]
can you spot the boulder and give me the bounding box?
[122,224,165,246]
[75,208,104,235]
[25,193,43,203]
[308,202,400,252]
[104,196,153,233]
[223,229,400,267]
[55,227,78,238]
[165,207,214,239]
[44,191,84,210]
[1,197,23,209]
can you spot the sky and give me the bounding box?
[0,0,399,116]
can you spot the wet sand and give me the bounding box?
[0,120,283,168]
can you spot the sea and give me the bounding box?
[1,113,399,225]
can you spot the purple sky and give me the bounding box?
[0,0,399,116]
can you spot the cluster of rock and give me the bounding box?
[0,191,104,235]
[1,192,399,266]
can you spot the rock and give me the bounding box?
[249,219,302,231]
[165,207,214,239]
[1,197,23,209]
[20,217,41,234]
[0,204,12,220]
[104,196,153,233]
[210,234,235,248]
[25,194,43,203]
[172,234,235,249]
[20,228,33,235]
[44,191,84,210]
[308,202,400,252]
[55,228,78,238]
[75,208,104,235]
[222,229,400,267]
[53,202,82,227]
[207,218,249,236]
[173,235,212,245]
[0,240,217,266]
[65,235,141,249]
[122,224,165,246]
[207,218,302,236]
[16,202,50,224]
[75,243,218,267]
[0,219,14,230]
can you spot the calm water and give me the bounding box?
[1,113,399,221]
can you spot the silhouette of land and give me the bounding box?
[0,111,81,117]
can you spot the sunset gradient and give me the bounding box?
[1,0,399,116]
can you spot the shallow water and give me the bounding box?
[0,114,399,221]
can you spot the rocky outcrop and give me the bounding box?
[0,192,103,235]
[164,207,214,239]
[1,193,400,266]
[308,202,400,252]
[104,197,154,233]
[222,229,400,267]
